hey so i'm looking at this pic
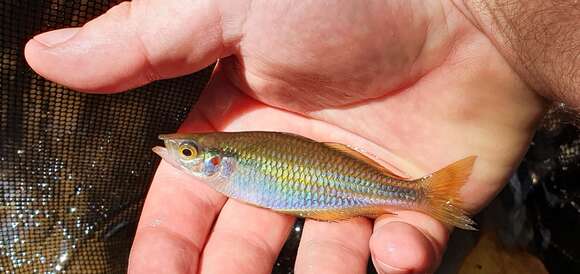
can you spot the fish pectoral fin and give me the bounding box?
[323,142,410,180]
[274,207,394,221]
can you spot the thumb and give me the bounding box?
[24,0,244,92]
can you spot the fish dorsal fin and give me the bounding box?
[323,142,409,180]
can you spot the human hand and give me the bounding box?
[25,1,546,273]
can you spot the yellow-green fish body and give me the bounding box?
[153,131,476,230]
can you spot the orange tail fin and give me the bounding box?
[421,156,477,230]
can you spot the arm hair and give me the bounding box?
[460,0,579,109]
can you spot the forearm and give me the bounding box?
[458,0,579,109]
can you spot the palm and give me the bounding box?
[25,0,544,273]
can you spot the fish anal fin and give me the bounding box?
[364,211,394,219]
[324,142,409,180]
[275,207,394,221]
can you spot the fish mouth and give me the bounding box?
[152,146,169,158]
[152,146,182,171]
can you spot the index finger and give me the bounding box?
[128,109,226,274]
[129,162,226,274]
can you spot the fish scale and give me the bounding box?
[217,133,400,210]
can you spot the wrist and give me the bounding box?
[455,0,579,109]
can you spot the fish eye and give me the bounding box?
[178,143,197,160]
[182,148,193,157]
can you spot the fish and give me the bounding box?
[153,131,477,230]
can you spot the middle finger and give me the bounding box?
[199,200,294,274]
[295,218,372,274]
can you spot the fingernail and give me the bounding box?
[33,28,80,48]
[375,261,411,274]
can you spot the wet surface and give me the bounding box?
[522,106,580,274]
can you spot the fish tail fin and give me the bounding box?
[420,156,478,230]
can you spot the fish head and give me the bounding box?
[153,133,225,178]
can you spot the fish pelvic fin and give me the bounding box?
[421,156,478,230]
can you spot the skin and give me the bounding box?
[24,1,547,273]
[460,0,580,109]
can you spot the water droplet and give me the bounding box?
[16,149,24,155]
[68,207,77,213]
[151,219,161,227]
[74,186,82,196]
